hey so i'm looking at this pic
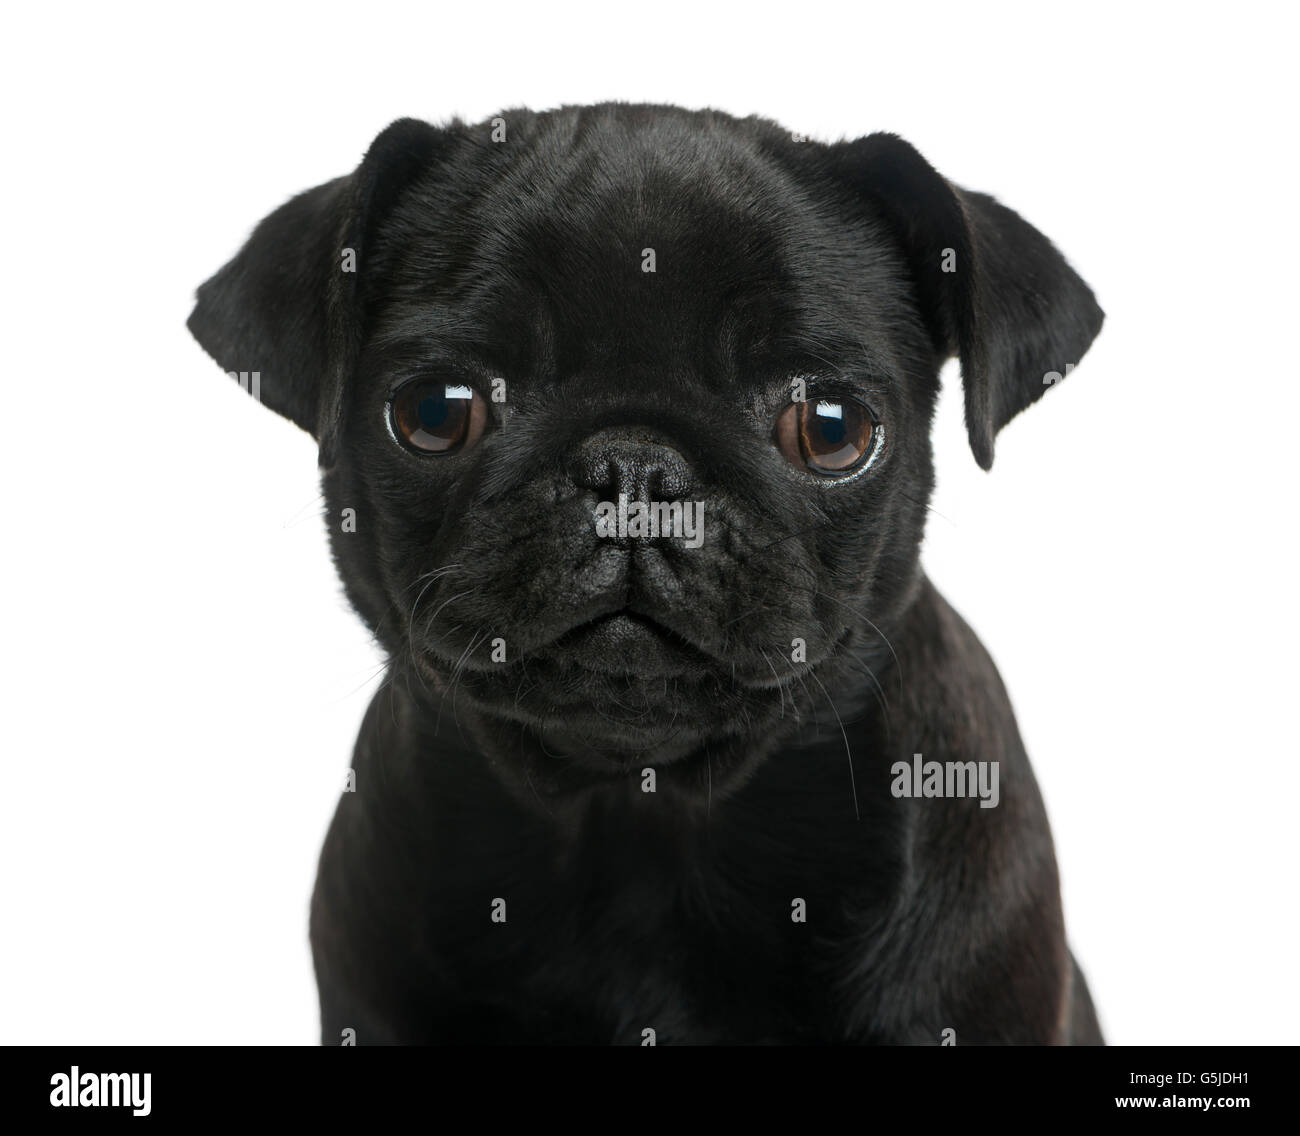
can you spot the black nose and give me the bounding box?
[570,429,694,501]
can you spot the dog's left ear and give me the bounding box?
[819,134,1104,469]
[187,118,451,467]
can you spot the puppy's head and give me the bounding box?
[189,104,1102,800]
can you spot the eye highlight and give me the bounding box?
[775,396,878,476]
[389,380,487,455]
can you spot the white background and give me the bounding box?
[2,1,1295,1045]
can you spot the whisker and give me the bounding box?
[809,667,860,822]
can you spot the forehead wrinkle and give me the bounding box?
[376,118,906,394]
[475,124,802,272]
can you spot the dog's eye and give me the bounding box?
[389,380,487,455]
[775,397,877,475]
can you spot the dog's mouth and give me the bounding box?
[544,607,713,677]
[410,598,751,760]
[406,593,864,783]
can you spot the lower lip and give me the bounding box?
[555,611,705,674]
[578,611,674,650]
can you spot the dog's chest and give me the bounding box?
[436,808,873,1044]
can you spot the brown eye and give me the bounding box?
[389,380,487,455]
[776,397,877,475]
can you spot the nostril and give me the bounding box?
[651,456,693,501]
[568,449,619,494]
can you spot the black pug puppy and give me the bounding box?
[189,104,1104,1045]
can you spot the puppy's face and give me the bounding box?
[190,105,1102,798]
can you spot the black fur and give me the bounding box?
[189,103,1104,1045]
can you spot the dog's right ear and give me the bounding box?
[187,118,451,467]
